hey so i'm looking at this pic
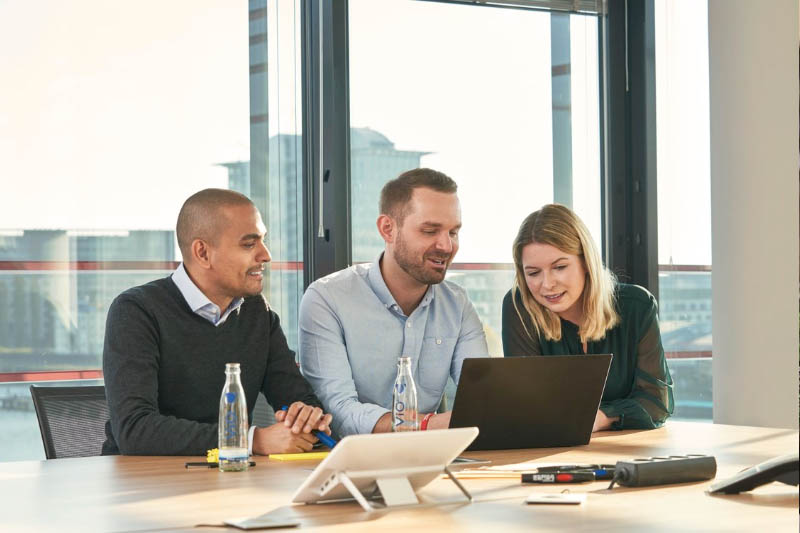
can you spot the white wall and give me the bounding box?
[709,0,799,429]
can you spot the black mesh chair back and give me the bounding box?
[29,385,109,459]
[252,392,276,428]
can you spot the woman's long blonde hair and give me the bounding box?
[511,204,619,343]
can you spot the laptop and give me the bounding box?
[449,354,613,451]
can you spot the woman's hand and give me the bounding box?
[592,409,619,432]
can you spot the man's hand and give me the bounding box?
[252,423,317,455]
[592,409,619,432]
[371,412,393,433]
[275,401,333,435]
[425,411,451,430]
[371,411,452,433]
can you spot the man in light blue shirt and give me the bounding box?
[299,168,489,437]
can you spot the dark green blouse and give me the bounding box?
[501,283,674,430]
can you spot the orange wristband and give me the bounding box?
[421,413,434,431]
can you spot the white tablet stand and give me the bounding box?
[334,465,472,511]
[292,427,480,512]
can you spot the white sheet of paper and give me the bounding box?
[222,516,300,530]
[525,493,586,505]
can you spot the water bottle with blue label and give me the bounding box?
[218,363,249,471]
[392,356,419,431]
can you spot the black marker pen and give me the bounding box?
[522,472,595,483]
[185,461,256,468]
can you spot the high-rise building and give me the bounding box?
[658,270,712,353]
[219,127,427,350]
[218,161,250,199]
[349,128,429,261]
[0,230,175,370]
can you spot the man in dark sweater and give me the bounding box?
[102,188,332,456]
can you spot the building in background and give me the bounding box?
[658,268,712,420]
[349,127,429,261]
[658,270,712,353]
[0,230,174,372]
[220,127,427,349]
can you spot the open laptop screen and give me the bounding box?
[449,354,612,450]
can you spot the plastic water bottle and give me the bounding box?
[392,356,419,431]
[218,363,249,471]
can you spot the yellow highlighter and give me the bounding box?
[269,451,330,461]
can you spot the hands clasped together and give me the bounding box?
[253,402,333,455]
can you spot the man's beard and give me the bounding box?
[394,232,450,285]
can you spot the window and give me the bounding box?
[348,0,602,355]
[0,0,303,461]
[655,0,712,421]
[0,0,680,461]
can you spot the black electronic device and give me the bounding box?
[607,454,717,488]
[449,354,612,450]
[708,453,799,494]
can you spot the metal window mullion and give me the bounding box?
[302,0,351,288]
[416,0,603,15]
[602,0,658,295]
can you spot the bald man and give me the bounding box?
[102,188,332,456]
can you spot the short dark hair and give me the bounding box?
[379,168,458,222]
[176,188,254,259]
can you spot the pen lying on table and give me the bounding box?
[522,471,596,483]
[185,461,256,469]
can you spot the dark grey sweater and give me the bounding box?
[102,276,321,455]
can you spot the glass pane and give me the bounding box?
[263,0,304,350]
[655,0,712,421]
[348,0,601,356]
[0,0,302,461]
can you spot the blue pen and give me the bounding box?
[280,406,337,449]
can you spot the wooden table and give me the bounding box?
[1,421,797,532]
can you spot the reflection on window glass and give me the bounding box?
[655,0,712,421]
[348,0,601,357]
[263,0,304,350]
[0,0,302,461]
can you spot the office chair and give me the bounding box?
[252,392,276,427]
[29,385,109,459]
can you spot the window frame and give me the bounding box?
[303,0,659,295]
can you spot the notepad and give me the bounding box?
[526,493,586,505]
[268,451,330,461]
[222,516,300,529]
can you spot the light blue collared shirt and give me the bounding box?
[171,263,244,327]
[298,254,489,437]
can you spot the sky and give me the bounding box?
[654,0,712,266]
[348,0,601,263]
[0,1,250,232]
[0,0,711,265]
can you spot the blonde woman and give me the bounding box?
[501,204,673,431]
